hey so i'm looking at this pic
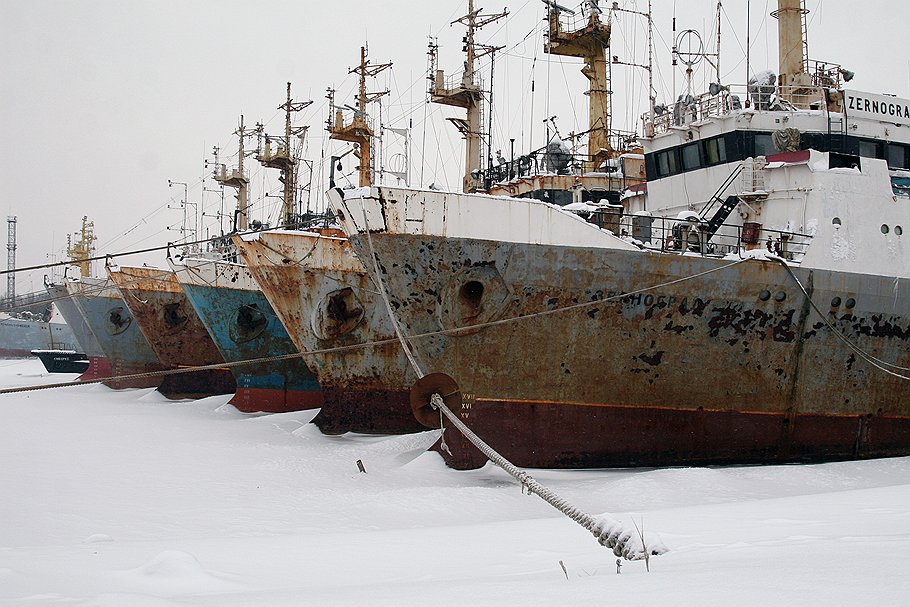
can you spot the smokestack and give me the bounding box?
[776,0,806,82]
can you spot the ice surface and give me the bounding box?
[1,358,909,605]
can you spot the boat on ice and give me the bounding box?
[107,266,236,398]
[234,52,423,433]
[64,276,167,389]
[166,111,323,413]
[233,229,423,433]
[170,252,323,413]
[45,281,112,380]
[330,0,910,469]
[0,312,77,359]
[30,349,89,374]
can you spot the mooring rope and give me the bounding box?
[358,199,660,561]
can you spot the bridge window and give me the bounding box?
[704,136,727,166]
[682,143,702,171]
[859,140,884,159]
[753,133,776,157]
[887,143,909,170]
[656,149,679,177]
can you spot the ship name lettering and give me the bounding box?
[848,94,910,120]
[605,291,675,308]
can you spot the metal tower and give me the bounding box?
[66,216,97,278]
[6,216,16,301]
[327,46,392,188]
[258,83,312,227]
[429,0,507,193]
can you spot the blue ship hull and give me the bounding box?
[180,282,322,413]
[69,281,166,389]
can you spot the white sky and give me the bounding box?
[1,0,908,293]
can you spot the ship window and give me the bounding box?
[753,133,776,157]
[705,137,727,165]
[881,224,890,234]
[896,226,904,236]
[682,143,702,171]
[656,149,679,177]
[887,144,909,170]
[859,140,883,159]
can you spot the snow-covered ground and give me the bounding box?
[1,358,908,606]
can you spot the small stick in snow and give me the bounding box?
[356,459,366,473]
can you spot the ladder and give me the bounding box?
[699,164,746,240]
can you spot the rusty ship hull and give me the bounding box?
[171,257,322,413]
[65,277,165,389]
[233,230,422,434]
[46,282,112,381]
[108,266,236,398]
[333,187,910,470]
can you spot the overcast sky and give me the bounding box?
[2,0,908,294]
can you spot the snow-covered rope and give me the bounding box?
[429,393,656,560]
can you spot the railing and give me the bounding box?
[643,83,835,136]
[585,210,813,262]
[550,2,602,33]
[479,131,640,187]
[433,69,484,94]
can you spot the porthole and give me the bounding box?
[896,226,904,236]
[831,296,842,308]
[460,280,485,305]
[832,217,842,226]
[845,298,856,310]
[774,291,787,302]
[759,290,771,301]
[881,224,890,234]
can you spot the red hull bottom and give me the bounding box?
[77,356,113,382]
[313,388,426,435]
[103,363,166,390]
[229,387,324,414]
[158,369,237,400]
[436,399,910,470]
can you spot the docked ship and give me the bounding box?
[0,312,77,358]
[235,51,424,434]
[170,109,323,413]
[331,0,910,469]
[234,228,422,433]
[107,265,236,398]
[42,219,113,380]
[172,253,322,412]
[66,276,167,389]
[46,282,111,380]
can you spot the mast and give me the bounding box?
[772,0,813,108]
[430,0,507,193]
[545,0,613,170]
[214,115,253,231]
[258,83,312,227]
[66,216,96,279]
[327,45,392,188]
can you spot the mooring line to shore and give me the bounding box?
[357,200,661,562]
